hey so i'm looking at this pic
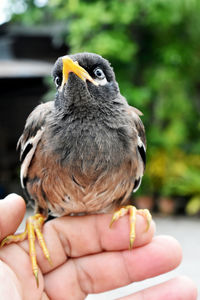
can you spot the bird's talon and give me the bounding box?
[34,269,39,288]
[129,240,134,249]
[1,230,27,247]
[137,209,152,232]
[1,237,9,247]
[110,207,129,228]
[1,213,49,287]
[110,205,152,249]
[129,235,135,249]
[109,215,117,228]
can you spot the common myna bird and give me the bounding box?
[1,52,151,285]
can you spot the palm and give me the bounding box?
[0,195,197,300]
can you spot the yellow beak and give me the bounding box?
[61,56,98,87]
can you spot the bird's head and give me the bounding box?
[52,52,120,109]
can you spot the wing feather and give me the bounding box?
[128,105,146,192]
[18,101,53,188]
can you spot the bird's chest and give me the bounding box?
[48,115,129,173]
[28,113,134,216]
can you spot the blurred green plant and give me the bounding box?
[8,0,200,214]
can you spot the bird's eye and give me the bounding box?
[94,68,105,80]
[54,76,62,88]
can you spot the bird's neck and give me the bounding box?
[47,99,129,170]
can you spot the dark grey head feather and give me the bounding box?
[52,52,120,110]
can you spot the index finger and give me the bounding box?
[52,213,155,254]
[21,213,155,274]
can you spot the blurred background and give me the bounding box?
[0,0,200,298]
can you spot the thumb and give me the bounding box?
[0,194,26,240]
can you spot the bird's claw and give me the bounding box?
[110,205,152,249]
[1,213,51,287]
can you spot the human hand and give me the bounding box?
[0,194,197,300]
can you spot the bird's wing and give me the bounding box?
[128,105,146,192]
[18,101,53,188]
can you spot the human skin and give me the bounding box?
[0,194,197,300]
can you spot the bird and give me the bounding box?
[1,52,151,286]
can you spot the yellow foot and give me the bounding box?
[1,214,51,287]
[110,205,152,249]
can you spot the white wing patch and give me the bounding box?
[133,177,142,192]
[137,135,146,166]
[138,135,145,148]
[133,135,146,193]
[20,128,44,188]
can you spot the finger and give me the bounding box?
[51,213,155,255]
[120,276,198,300]
[21,213,155,273]
[0,244,44,300]
[0,194,26,240]
[44,235,182,299]
[0,260,22,300]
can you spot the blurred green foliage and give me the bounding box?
[9,0,200,214]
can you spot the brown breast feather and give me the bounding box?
[26,136,139,217]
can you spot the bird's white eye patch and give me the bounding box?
[94,77,108,86]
